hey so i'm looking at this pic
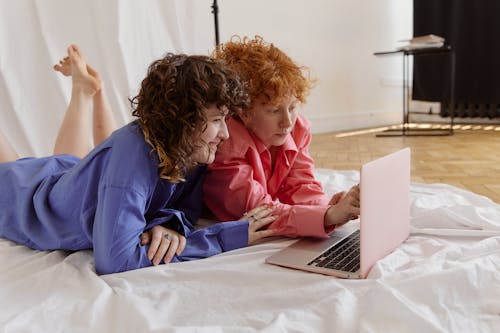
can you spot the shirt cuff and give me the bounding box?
[218,220,249,251]
[289,205,332,237]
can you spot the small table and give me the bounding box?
[374,46,455,136]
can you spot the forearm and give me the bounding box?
[266,203,332,238]
[95,242,153,275]
[205,173,331,237]
[173,220,249,261]
[93,186,153,275]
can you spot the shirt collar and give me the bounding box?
[253,129,299,161]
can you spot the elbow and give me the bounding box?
[94,258,124,275]
[94,251,146,275]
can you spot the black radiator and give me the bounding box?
[441,103,500,118]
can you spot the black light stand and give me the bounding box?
[211,0,220,46]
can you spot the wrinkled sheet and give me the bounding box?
[1,169,499,332]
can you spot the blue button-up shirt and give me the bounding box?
[0,122,248,274]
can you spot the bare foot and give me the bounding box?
[53,56,72,76]
[54,56,102,92]
[55,44,101,95]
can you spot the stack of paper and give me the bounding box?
[397,34,445,51]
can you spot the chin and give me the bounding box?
[192,148,216,164]
[198,153,215,165]
[205,155,215,164]
[270,138,287,147]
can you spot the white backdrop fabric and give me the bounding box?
[0,0,201,157]
[1,169,499,332]
[1,3,500,331]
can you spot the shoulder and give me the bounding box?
[103,122,153,159]
[296,113,311,130]
[216,117,255,159]
[290,113,312,148]
[97,122,159,189]
[106,122,146,146]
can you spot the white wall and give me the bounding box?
[191,0,413,133]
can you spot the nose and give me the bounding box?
[281,109,292,128]
[219,119,230,140]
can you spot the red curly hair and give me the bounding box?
[212,36,313,107]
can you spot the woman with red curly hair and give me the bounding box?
[204,36,360,238]
[0,44,276,275]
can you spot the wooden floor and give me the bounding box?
[309,126,500,204]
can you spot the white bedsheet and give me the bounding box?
[1,169,499,332]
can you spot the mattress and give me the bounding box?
[1,169,499,332]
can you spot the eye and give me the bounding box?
[213,116,225,123]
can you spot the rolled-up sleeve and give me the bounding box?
[205,161,330,238]
[92,185,152,275]
[172,220,249,262]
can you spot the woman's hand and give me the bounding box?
[324,185,360,228]
[240,205,278,245]
[329,191,346,205]
[140,226,186,265]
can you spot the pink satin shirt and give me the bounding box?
[204,114,333,238]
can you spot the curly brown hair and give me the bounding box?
[212,36,314,107]
[131,54,248,182]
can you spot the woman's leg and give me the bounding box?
[88,65,117,146]
[53,45,98,158]
[53,45,117,156]
[0,130,19,163]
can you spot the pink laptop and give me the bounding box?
[265,148,411,279]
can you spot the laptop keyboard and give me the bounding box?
[307,230,360,272]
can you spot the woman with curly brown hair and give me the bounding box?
[203,36,360,239]
[0,44,276,275]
